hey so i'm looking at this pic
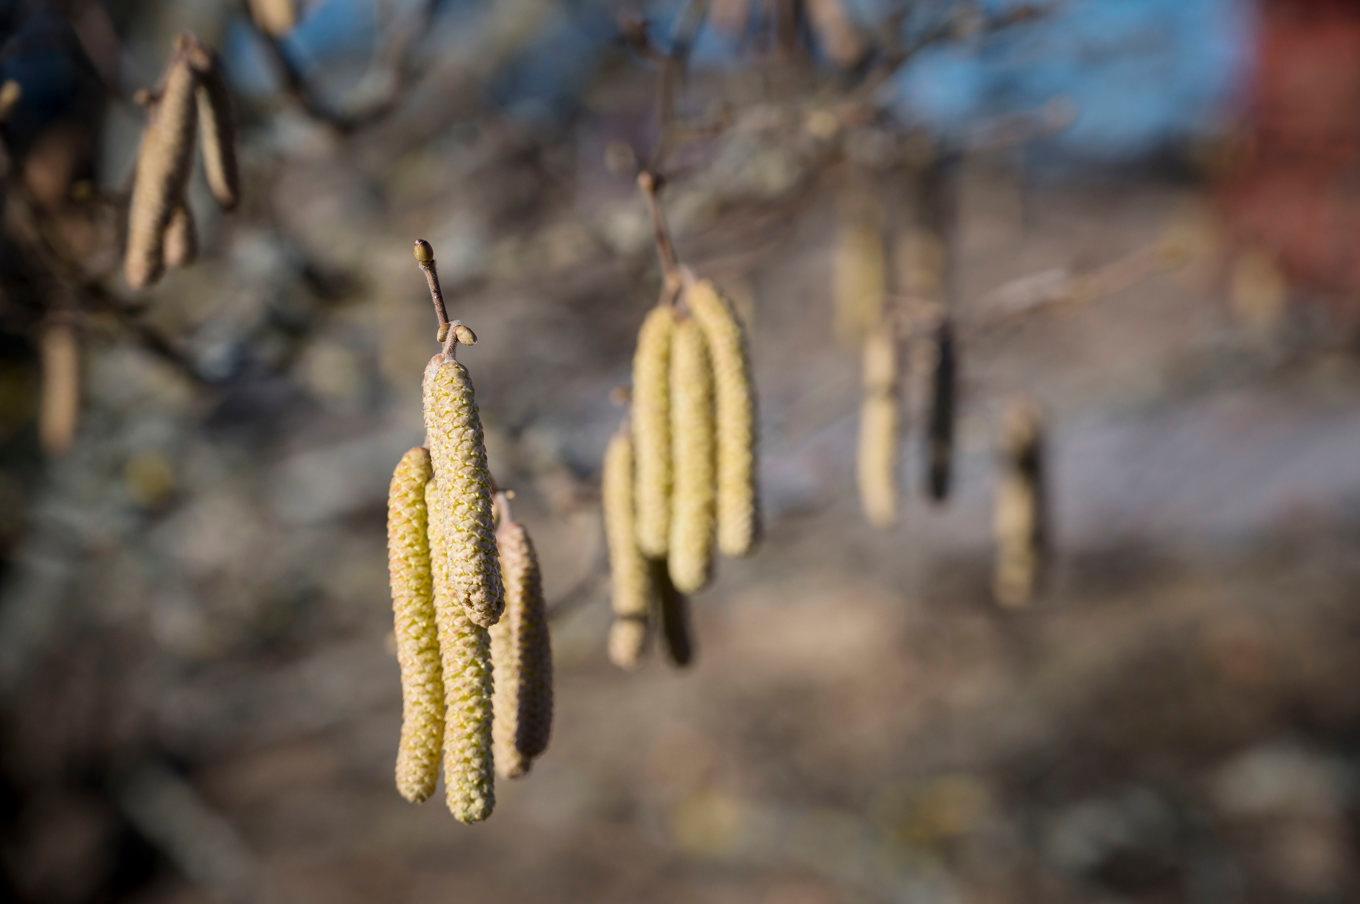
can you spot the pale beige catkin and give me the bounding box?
[603,427,653,669]
[833,197,886,346]
[490,520,553,779]
[189,45,240,211]
[632,304,675,558]
[387,447,444,803]
[857,326,901,528]
[426,480,495,823]
[163,201,197,269]
[685,279,759,558]
[422,353,504,628]
[248,0,300,36]
[38,321,79,457]
[993,400,1047,608]
[667,315,716,594]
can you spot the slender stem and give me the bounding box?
[637,171,682,302]
[413,239,451,345]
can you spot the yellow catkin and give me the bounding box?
[857,326,900,528]
[652,559,694,668]
[686,279,760,558]
[833,196,886,345]
[124,47,198,289]
[667,315,716,593]
[603,427,653,669]
[490,520,553,778]
[632,304,675,558]
[993,400,1047,608]
[188,44,240,211]
[426,480,495,823]
[38,321,79,457]
[387,447,444,803]
[423,354,504,628]
[924,317,956,503]
[163,201,197,269]
[248,0,300,36]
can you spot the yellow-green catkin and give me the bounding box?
[426,480,495,823]
[387,447,444,804]
[686,279,760,558]
[632,304,675,558]
[667,315,716,593]
[124,45,198,289]
[858,325,901,528]
[994,400,1047,608]
[603,427,653,669]
[924,317,956,503]
[163,201,197,269]
[423,353,504,628]
[188,44,240,211]
[490,519,553,779]
[652,559,694,668]
[833,194,886,346]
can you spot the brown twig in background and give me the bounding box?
[637,171,683,302]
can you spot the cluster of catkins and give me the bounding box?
[604,273,759,669]
[124,35,239,289]
[386,244,553,823]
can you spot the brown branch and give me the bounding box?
[637,171,682,301]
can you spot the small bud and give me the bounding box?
[413,239,435,264]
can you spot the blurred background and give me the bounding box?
[3,0,1360,901]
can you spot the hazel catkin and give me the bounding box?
[426,480,495,823]
[387,447,444,804]
[188,43,240,211]
[603,426,653,669]
[423,353,504,628]
[667,315,716,594]
[994,399,1047,608]
[857,325,901,528]
[685,278,760,558]
[632,304,675,558]
[38,320,79,457]
[924,317,956,503]
[163,201,197,269]
[490,519,554,779]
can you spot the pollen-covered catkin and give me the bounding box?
[652,559,694,668]
[686,279,760,558]
[994,400,1047,608]
[858,325,901,528]
[188,44,240,211]
[667,315,716,594]
[632,304,675,558]
[163,202,197,269]
[423,354,504,627]
[603,427,653,669]
[490,520,553,778]
[426,481,495,823]
[924,317,956,503]
[387,448,444,803]
[124,47,198,289]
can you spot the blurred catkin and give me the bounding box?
[994,400,1047,608]
[833,195,886,345]
[667,316,716,594]
[163,202,197,269]
[189,44,240,211]
[686,279,760,558]
[632,304,675,558]
[652,559,694,668]
[38,321,79,457]
[603,427,653,669]
[423,354,503,628]
[387,448,444,803]
[858,325,901,528]
[490,520,553,778]
[426,481,495,823]
[248,0,299,36]
[924,317,956,502]
[124,46,198,289]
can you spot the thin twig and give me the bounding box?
[637,171,682,301]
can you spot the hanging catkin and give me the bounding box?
[667,315,716,594]
[603,427,653,669]
[38,320,79,457]
[163,202,197,269]
[833,193,886,346]
[490,519,553,779]
[248,0,300,36]
[924,317,956,502]
[857,324,901,528]
[422,353,504,627]
[652,559,694,668]
[426,480,495,823]
[124,44,198,289]
[993,400,1047,608]
[686,279,760,558]
[632,304,675,558]
[387,447,444,804]
[188,44,240,211]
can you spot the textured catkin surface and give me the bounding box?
[631,304,675,558]
[994,403,1046,608]
[162,202,197,269]
[124,54,198,289]
[667,316,716,594]
[387,448,443,803]
[858,326,901,529]
[426,481,495,823]
[490,521,553,778]
[190,46,239,211]
[423,354,503,628]
[686,279,760,557]
[925,318,957,502]
[602,429,653,669]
